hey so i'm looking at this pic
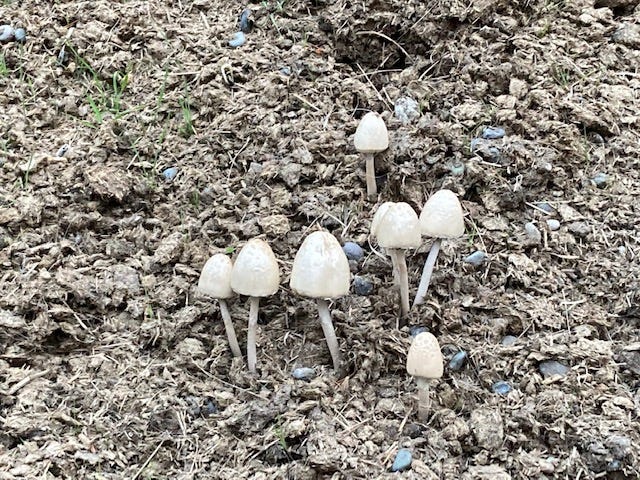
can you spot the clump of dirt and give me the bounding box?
[1,0,639,478]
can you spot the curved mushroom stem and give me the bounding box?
[389,249,410,328]
[219,299,242,359]
[412,238,442,308]
[415,377,431,421]
[364,153,377,200]
[316,298,341,371]
[247,296,260,373]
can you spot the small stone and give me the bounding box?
[448,162,465,176]
[402,423,422,439]
[470,138,485,152]
[449,351,468,371]
[588,132,605,144]
[56,144,70,157]
[535,202,554,214]
[391,448,412,472]
[394,97,420,125]
[591,172,608,187]
[228,31,246,48]
[568,221,590,238]
[353,276,373,296]
[409,326,428,337]
[13,28,26,42]
[612,24,640,47]
[539,360,569,378]
[501,335,517,346]
[0,25,14,42]
[482,126,506,140]
[203,399,218,416]
[464,250,487,266]
[162,167,178,181]
[279,66,291,76]
[546,219,561,231]
[239,8,253,33]
[185,396,201,417]
[292,367,316,381]
[524,222,541,244]
[342,242,364,261]
[607,460,622,472]
[492,381,511,395]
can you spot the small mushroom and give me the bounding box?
[413,190,464,308]
[230,239,280,373]
[371,202,421,325]
[197,254,242,359]
[354,112,389,200]
[290,231,350,371]
[406,332,443,420]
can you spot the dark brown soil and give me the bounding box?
[1,0,639,478]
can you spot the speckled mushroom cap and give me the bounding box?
[354,112,389,153]
[406,332,444,379]
[419,189,465,239]
[371,202,422,249]
[290,231,350,299]
[198,254,234,299]
[230,239,280,297]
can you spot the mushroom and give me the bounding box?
[412,189,465,308]
[290,231,350,371]
[197,253,242,359]
[230,239,280,373]
[370,202,421,325]
[406,331,443,420]
[354,111,389,200]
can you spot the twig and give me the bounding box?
[8,369,50,395]
[132,437,166,480]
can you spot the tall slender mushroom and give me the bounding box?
[230,239,280,373]
[406,331,443,421]
[290,231,350,371]
[370,202,421,325]
[354,112,389,200]
[197,253,242,359]
[413,189,465,308]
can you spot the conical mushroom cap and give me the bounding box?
[419,189,465,238]
[290,231,350,299]
[371,202,421,249]
[198,254,233,299]
[406,332,443,379]
[230,239,280,297]
[354,112,389,153]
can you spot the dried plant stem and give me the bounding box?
[416,377,431,421]
[316,298,341,371]
[247,297,260,373]
[219,299,242,359]
[364,152,377,200]
[389,249,410,327]
[412,238,441,308]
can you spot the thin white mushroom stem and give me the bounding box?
[218,299,242,359]
[364,152,377,200]
[316,298,342,371]
[388,249,410,326]
[415,377,432,421]
[412,238,442,308]
[247,296,260,373]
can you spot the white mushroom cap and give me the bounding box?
[290,231,350,299]
[419,189,465,239]
[354,112,389,153]
[371,202,421,249]
[230,239,280,297]
[406,332,443,379]
[198,254,234,299]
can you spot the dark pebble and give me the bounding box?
[492,381,512,395]
[353,276,373,296]
[449,351,468,371]
[391,448,412,472]
[203,399,218,416]
[239,8,253,33]
[402,423,423,439]
[464,250,487,266]
[482,126,506,139]
[342,241,364,261]
[292,367,316,380]
[409,326,428,337]
[539,360,569,378]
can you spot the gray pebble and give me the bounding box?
[482,126,506,139]
[239,8,253,33]
[591,172,608,187]
[546,219,560,231]
[449,351,468,371]
[502,335,518,346]
[162,167,178,181]
[203,399,218,416]
[410,326,428,337]
[13,28,26,43]
[391,448,412,472]
[539,360,569,378]
[535,202,554,214]
[56,144,70,157]
[524,222,541,244]
[342,242,364,261]
[228,31,246,48]
[568,221,590,238]
[448,162,465,176]
[464,250,487,266]
[492,381,512,395]
[470,138,485,152]
[394,97,420,125]
[588,132,605,144]
[0,25,14,42]
[353,275,373,296]
[292,367,316,381]
[279,66,291,76]
[607,460,622,472]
